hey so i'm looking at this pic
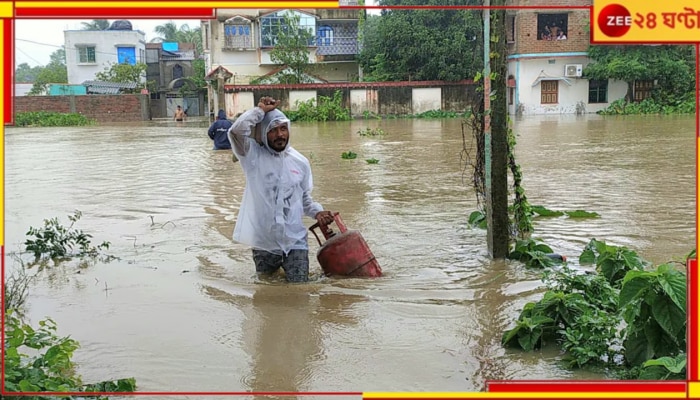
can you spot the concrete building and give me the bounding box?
[145,42,204,118]
[64,23,146,85]
[201,7,362,116]
[506,0,627,115]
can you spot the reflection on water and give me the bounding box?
[4,114,695,395]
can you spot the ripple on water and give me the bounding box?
[5,115,695,391]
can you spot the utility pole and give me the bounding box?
[483,0,510,258]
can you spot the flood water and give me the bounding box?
[4,114,696,398]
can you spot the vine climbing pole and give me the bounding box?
[483,0,510,258]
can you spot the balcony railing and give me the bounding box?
[316,36,358,55]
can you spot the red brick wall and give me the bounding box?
[509,7,591,56]
[13,94,149,123]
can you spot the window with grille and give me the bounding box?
[540,80,558,104]
[77,46,96,63]
[537,13,568,41]
[317,25,333,46]
[224,17,253,49]
[260,10,316,47]
[634,80,654,102]
[588,79,608,103]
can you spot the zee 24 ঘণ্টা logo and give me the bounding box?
[597,2,700,41]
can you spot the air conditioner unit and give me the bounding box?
[564,64,583,77]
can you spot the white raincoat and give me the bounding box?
[227,107,324,255]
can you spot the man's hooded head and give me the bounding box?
[261,109,291,153]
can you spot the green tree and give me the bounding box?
[81,19,110,30]
[14,62,43,83]
[95,62,147,92]
[152,21,203,54]
[358,0,483,82]
[585,45,695,103]
[191,58,207,90]
[28,48,67,95]
[268,12,314,84]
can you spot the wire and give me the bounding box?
[15,38,146,64]
[15,46,43,66]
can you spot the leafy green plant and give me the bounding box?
[25,210,111,260]
[286,90,351,122]
[530,205,600,219]
[558,307,621,367]
[544,265,618,313]
[14,112,95,127]
[468,210,487,229]
[507,238,564,268]
[341,151,357,160]
[639,354,686,380]
[362,110,381,120]
[501,311,555,351]
[4,310,136,397]
[618,264,686,367]
[365,158,380,164]
[411,109,467,119]
[579,239,649,287]
[503,243,688,378]
[357,127,385,136]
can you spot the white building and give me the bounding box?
[505,1,628,115]
[64,28,146,84]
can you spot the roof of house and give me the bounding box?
[204,65,234,81]
[161,50,196,61]
[82,80,138,94]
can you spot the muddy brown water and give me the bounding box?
[4,114,695,398]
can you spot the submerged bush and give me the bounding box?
[502,242,688,379]
[5,310,137,397]
[286,90,351,122]
[598,95,695,115]
[14,111,95,127]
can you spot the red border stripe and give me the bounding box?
[691,258,696,380]
[487,381,687,393]
[4,19,12,125]
[15,7,216,18]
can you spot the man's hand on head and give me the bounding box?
[258,96,279,113]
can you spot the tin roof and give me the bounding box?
[82,80,138,94]
[161,50,196,61]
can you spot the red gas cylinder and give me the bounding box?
[309,212,382,278]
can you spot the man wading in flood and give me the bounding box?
[227,96,334,282]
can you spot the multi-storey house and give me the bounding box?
[145,42,204,118]
[201,7,362,114]
[505,0,627,114]
[64,22,146,85]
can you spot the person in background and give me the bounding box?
[208,109,232,150]
[227,96,334,283]
[174,105,186,122]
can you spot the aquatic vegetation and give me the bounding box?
[341,151,357,160]
[25,210,111,261]
[365,158,380,164]
[14,111,95,127]
[357,127,385,136]
[4,310,137,397]
[507,238,565,269]
[502,243,688,379]
[530,205,600,218]
[285,90,351,122]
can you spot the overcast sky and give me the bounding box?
[14,19,202,67]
